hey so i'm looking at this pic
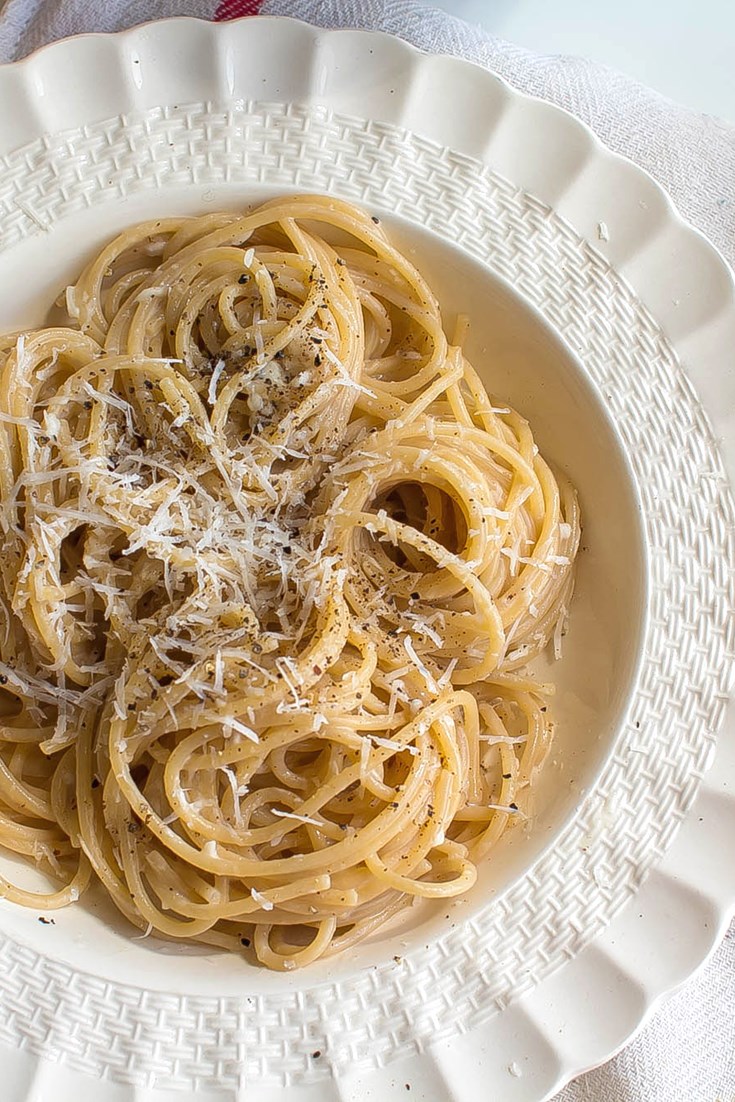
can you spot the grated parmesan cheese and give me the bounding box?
[403,635,438,694]
[222,716,260,742]
[206,358,225,405]
[251,887,274,911]
[371,735,419,757]
[272,808,324,828]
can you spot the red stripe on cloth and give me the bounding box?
[214,0,263,19]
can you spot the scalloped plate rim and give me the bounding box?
[0,15,732,1102]
[3,13,734,316]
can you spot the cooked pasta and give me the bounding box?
[0,195,579,969]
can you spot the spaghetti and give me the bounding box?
[0,195,579,969]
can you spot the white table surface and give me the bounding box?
[416,0,735,123]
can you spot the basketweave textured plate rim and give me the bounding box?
[0,17,733,1102]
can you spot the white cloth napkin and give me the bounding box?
[0,1,733,1099]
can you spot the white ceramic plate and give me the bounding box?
[0,17,733,1102]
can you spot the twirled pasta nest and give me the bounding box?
[0,196,579,969]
